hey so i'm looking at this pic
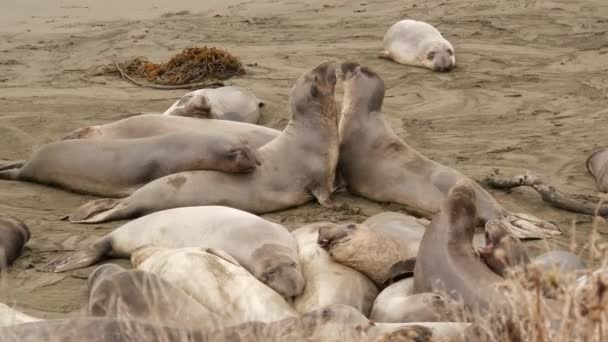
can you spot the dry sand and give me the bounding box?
[0,0,607,319]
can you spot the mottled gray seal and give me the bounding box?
[87,264,220,329]
[47,206,304,298]
[0,131,260,197]
[291,223,378,316]
[163,86,263,123]
[0,217,30,270]
[337,61,560,239]
[67,61,340,223]
[379,19,455,72]
[62,113,279,143]
[133,246,298,325]
[586,147,608,192]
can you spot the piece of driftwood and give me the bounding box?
[484,171,608,217]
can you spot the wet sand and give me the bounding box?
[1,0,607,318]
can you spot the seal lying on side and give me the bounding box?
[337,61,560,239]
[163,86,263,124]
[291,223,378,316]
[62,113,279,142]
[67,61,340,223]
[0,304,40,327]
[47,206,304,298]
[0,217,30,269]
[133,246,298,326]
[87,264,220,329]
[0,132,260,197]
[586,147,608,192]
[378,19,455,72]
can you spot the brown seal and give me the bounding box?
[66,61,340,223]
[586,147,608,192]
[337,61,560,240]
[0,216,30,270]
[0,131,260,197]
[478,221,531,277]
[87,263,220,328]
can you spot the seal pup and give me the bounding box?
[163,86,264,124]
[0,304,40,327]
[413,181,504,312]
[47,206,305,298]
[0,132,260,197]
[87,264,220,329]
[370,291,452,323]
[586,147,608,192]
[133,246,298,326]
[62,113,279,143]
[291,223,378,316]
[0,217,30,270]
[379,19,455,72]
[67,61,340,223]
[337,61,560,239]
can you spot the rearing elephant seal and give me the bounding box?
[67,61,340,223]
[87,264,220,329]
[337,61,560,239]
[47,206,305,298]
[0,132,260,197]
[163,86,263,124]
[0,217,30,269]
[379,19,455,72]
[586,147,608,192]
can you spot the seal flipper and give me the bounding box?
[45,238,113,273]
[0,160,25,171]
[377,50,393,60]
[204,248,241,267]
[0,169,21,180]
[68,198,129,224]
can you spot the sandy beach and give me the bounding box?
[0,0,607,318]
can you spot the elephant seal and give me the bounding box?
[337,61,560,239]
[586,147,608,192]
[0,304,40,327]
[370,291,451,323]
[47,206,304,298]
[87,264,220,329]
[67,61,340,223]
[317,220,422,287]
[163,86,263,124]
[61,113,279,143]
[133,246,298,325]
[0,217,30,270]
[413,181,504,312]
[291,223,378,316]
[0,132,260,197]
[378,19,455,72]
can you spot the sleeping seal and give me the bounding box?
[379,19,455,72]
[337,61,560,239]
[163,86,263,124]
[0,217,30,270]
[47,206,304,298]
[67,61,340,223]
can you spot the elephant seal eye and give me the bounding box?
[427,51,436,60]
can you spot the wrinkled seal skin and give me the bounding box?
[0,131,260,198]
[337,61,560,240]
[318,223,418,287]
[47,206,305,299]
[61,113,279,143]
[379,19,455,72]
[163,86,263,124]
[0,217,30,270]
[586,147,608,192]
[291,223,378,316]
[414,181,504,312]
[67,61,340,223]
[87,264,219,329]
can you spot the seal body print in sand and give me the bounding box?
[48,206,305,298]
[0,217,30,269]
[0,132,260,197]
[586,147,608,192]
[379,19,455,72]
[337,62,560,239]
[67,61,340,223]
[163,86,264,123]
[62,113,279,143]
[133,247,298,326]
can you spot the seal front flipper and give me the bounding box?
[45,238,112,272]
[68,198,129,224]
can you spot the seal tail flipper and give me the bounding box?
[68,198,131,223]
[0,160,25,171]
[0,169,21,180]
[44,238,112,273]
[377,50,392,60]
